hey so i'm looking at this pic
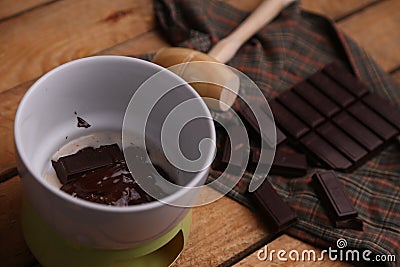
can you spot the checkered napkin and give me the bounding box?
[145,0,400,265]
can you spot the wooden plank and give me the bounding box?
[99,30,169,56]
[172,188,268,266]
[302,0,378,20]
[1,180,268,266]
[0,176,36,267]
[0,82,32,175]
[337,0,400,72]
[0,0,54,21]
[233,234,352,266]
[0,0,155,94]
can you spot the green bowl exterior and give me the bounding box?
[22,198,191,267]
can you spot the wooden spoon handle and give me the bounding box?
[207,0,295,63]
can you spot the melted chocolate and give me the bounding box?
[54,144,168,206]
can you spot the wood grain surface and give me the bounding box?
[0,0,155,94]
[0,82,32,175]
[0,0,55,20]
[98,30,169,56]
[302,0,378,20]
[0,176,36,267]
[0,1,399,266]
[171,188,269,266]
[337,0,400,72]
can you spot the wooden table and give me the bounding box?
[0,0,399,266]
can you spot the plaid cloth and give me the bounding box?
[147,0,400,265]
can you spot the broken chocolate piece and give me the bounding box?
[61,160,155,206]
[312,171,360,227]
[251,179,297,232]
[269,100,309,139]
[77,116,91,128]
[52,144,122,184]
[52,144,169,206]
[276,128,287,146]
[221,125,248,172]
[238,104,286,147]
[251,148,307,177]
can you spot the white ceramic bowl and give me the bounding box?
[14,56,215,249]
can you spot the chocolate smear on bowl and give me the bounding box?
[77,116,91,128]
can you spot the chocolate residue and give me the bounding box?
[77,117,91,128]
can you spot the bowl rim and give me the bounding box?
[14,55,216,213]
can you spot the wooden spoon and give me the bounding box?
[152,0,295,111]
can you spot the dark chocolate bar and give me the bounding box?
[269,100,309,139]
[309,71,355,107]
[277,91,324,127]
[316,122,368,162]
[52,144,123,184]
[221,125,248,172]
[276,128,287,146]
[332,111,383,151]
[347,102,398,140]
[312,171,361,229]
[238,104,286,147]
[214,63,399,175]
[270,62,400,172]
[301,132,352,170]
[362,92,400,129]
[293,81,340,118]
[251,148,307,177]
[251,179,297,232]
[322,62,369,98]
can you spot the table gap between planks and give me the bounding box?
[0,0,399,266]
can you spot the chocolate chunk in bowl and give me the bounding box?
[52,144,171,206]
